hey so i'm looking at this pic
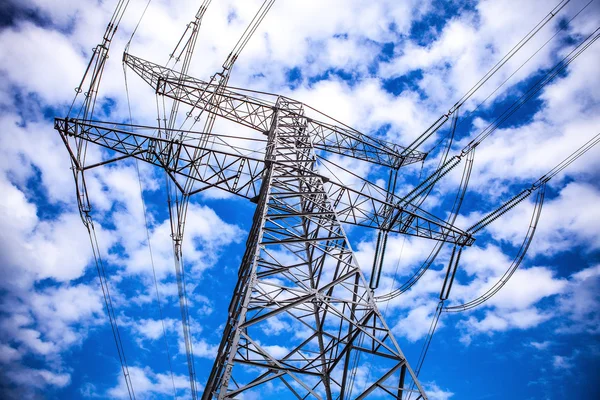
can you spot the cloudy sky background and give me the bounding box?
[0,0,599,398]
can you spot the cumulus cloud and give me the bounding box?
[423,381,454,400]
[528,340,552,350]
[393,301,444,342]
[0,0,599,398]
[107,366,191,399]
[122,202,244,279]
[557,264,600,334]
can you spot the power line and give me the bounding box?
[456,0,596,131]
[87,218,136,400]
[123,60,179,398]
[401,0,571,155]
[410,130,600,381]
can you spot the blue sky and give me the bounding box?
[0,0,599,399]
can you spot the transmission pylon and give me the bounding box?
[54,0,600,398]
[201,97,429,399]
[54,1,480,398]
[56,57,473,398]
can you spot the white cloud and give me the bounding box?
[529,340,552,350]
[423,381,454,400]
[460,307,553,345]
[393,301,443,342]
[0,21,88,104]
[557,264,600,334]
[0,175,113,289]
[107,365,191,399]
[190,338,219,359]
[454,262,600,343]
[0,344,21,364]
[132,318,178,341]
[0,283,105,364]
[5,367,71,389]
[122,202,244,279]
[552,355,574,370]
[0,0,599,398]
[261,344,289,359]
[260,316,290,336]
[448,261,567,311]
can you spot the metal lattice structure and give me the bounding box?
[203,97,427,398]
[54,0,600,398]
[55,81,472,399]
[55,51,476,398]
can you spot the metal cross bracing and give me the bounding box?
[55,92,452,399]
[54,0,600,398]
[202,97,427,399]
[54,117,473,248]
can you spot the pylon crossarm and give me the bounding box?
[57,117,470,247]
[124,52,425,168]
[325,180,474,246]
[55,117,267,199]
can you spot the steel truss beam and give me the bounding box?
[123,53,425,168]
[55,117,473,247]
[201,97,429,399]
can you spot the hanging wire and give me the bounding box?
[87,218,136,400]
[455,0,596,131]
[123,60,178,398]
[382,236,407,318]
[445,130,600,311]
[375,149,475,302]
[63,0,138,397]
[445,186,546,312]
[463,26,600,154]
[400,0,571,155]
[408,130,600,386]
[391,21,599,240]
[177,0,275,134]
[125,0,152,51]
[451,0,571,113]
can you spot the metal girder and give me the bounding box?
[123,52,425,168]
[202,97,429,399]
[55,117,473,246]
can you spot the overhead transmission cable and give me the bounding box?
[370,110,462,291]
[455,0,596,131]
[400,0,570,156]
[87,218,136,400]
[444,187,546,312]
[375,148,474,302]
[64,0,137,397]
[376,20,600,301]
[148,2,277,398]
[123,60,179,400]
[397,21,600,222]
[406,246,463,400]
[451,0,570,113]
[224,0,276,70]
[121,1,181,397]
[147,3,224,398]
[177,0,275,133]
[464,27,600,153]
[370,0,570,291]
[408,131,600,391]
[445,130,600,311]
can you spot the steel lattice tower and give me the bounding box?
[53,0,600,398]
[55,50,475,398]
[54,2,477,398]
[202,97,426,398]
